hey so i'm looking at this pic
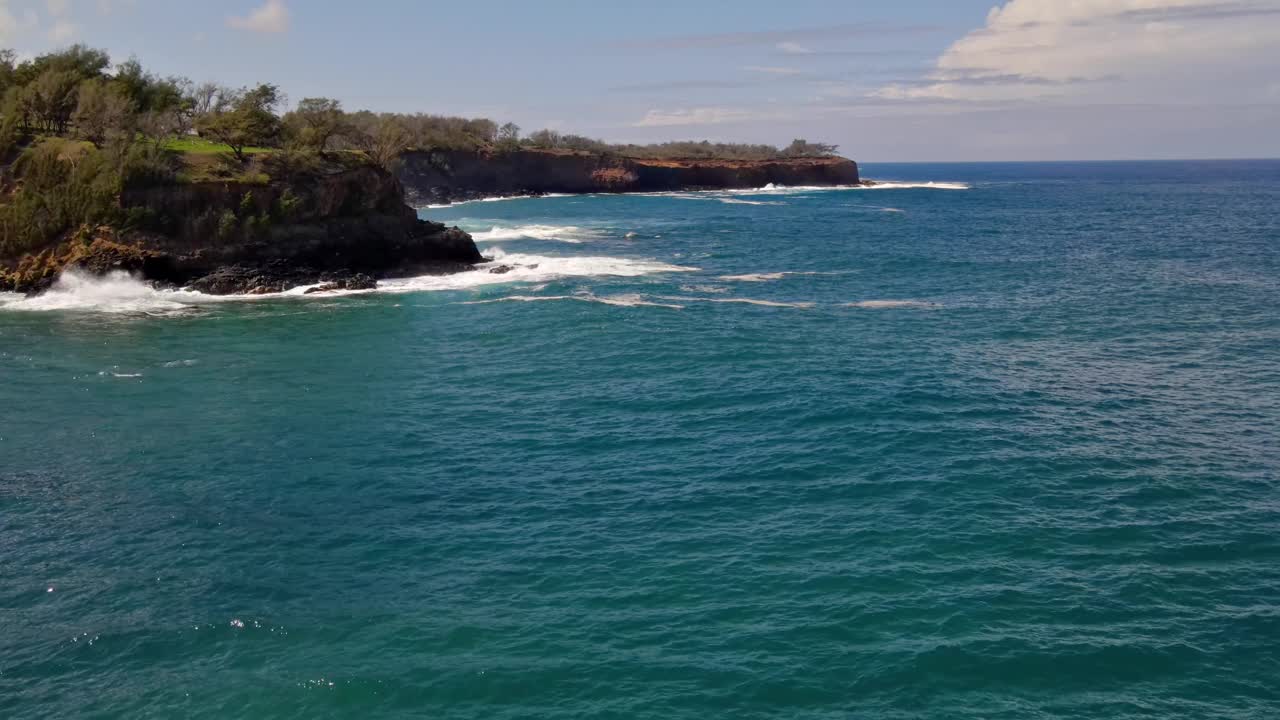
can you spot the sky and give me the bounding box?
[3,0,1279,161]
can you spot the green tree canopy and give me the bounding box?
[285,97,346,152]
[197,83,283,161]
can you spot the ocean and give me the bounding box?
[2,160,1278,718]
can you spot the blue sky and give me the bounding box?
[4,0,1279,161]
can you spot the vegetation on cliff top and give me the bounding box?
[0,44,841,261]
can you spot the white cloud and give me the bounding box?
[48,19,76,41]
[744,65,802,76]
[96,0,137,15]
[875,0,1280,104]
[0,1,39,44]
[633,107,774,127]
[775,41,811,55]
[228,0,289,34]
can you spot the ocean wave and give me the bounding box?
[377,249,695,295]
[0,270,205,315]
[706,298,815,308]
[719,273,789,282]
[718,271,849,283]
[718,198,787,206]
[462,293,684,310]
[860,181,970,191]
[658,295,816,309]
[0,250,696,315]
[469,224,599,243]
[422,193,574,209]
[679,284,730,294]
[845,300,939,309]
[422,182,968,211]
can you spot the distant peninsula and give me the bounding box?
[0,45,858,296]
[397,150,860,206]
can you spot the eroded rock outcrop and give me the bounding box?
[0,162,483,295]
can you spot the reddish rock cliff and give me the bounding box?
[397,149,861,205]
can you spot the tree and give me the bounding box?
[0,49,15,97]
[137,109,184,146]
[197,83,282,161]
[288,97,345,152]
[189,81,229,119]
[496,122,520,150]
[783,138,838,157]
[73,80,135,145]
[14,44,110,87]
[26,69,81,133]
[526,128,562,149]
[359,116,411,170]
[1,86,28,137]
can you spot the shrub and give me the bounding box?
[215,209,238,241]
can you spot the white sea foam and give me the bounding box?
[421,182,967,211]
[718,198,786,206]
[463,293,684,310]
[659,295,815,309]
[423,193,573,209]
[0,270,204,314]
[0,250,695,314]
[861,181,969,191]
[845,300,939,309]
[469,224,599,243]
[704,298,815,308]
[718,271,847,283]
[377,248,696,295]
[719,273,788,282]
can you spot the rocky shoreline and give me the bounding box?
[2,151,865,297]
[0,163,485,296]
[397,150,861,206]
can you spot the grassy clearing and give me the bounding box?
[160,137,273,155]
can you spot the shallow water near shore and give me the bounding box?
[3,160,1279,719]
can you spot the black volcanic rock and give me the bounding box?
[1,162,485,296]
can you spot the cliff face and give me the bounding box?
[397,149,861,205]
[1,163,482,295]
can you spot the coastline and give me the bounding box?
[1,153,864,297]
[396,150,862,206]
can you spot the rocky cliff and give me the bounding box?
[397,149,861,205]
[0,161,482,295]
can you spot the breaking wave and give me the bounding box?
[423,194,573,209]
[0,250,696,315]
[0,270,205,315]
[860,181,969,191]
[378,248,695,294]
[469,224,600,243]
[419,181,968,212]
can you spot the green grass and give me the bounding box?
[160,137,273,155]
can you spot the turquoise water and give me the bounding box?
[2,161,1279,718]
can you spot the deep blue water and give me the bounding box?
[2,161,1279,718]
